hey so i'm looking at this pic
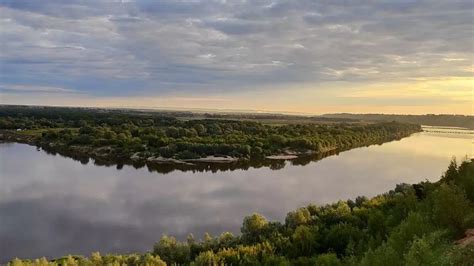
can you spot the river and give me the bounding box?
[0,128,472,261]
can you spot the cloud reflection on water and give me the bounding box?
[0,132,471,261]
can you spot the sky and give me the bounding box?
[0,0,472,115]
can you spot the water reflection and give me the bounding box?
[0,132,472,262]
[39,144,343,174]
[37,138,402,174]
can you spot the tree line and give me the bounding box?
[0,106,421,162]
[323,113,474,129]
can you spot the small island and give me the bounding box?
[0,106,421,169]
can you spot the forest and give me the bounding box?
[8,159,474,265]
[323,113,474,129]
[0,106,421,166]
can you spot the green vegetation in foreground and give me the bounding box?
[0,106,420,163]
[9,159,474,265]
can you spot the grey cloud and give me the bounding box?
[202,17,273,35]
[0,84,76,93]
[0,0,472,97]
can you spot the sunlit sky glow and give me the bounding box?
[0,0,472,114]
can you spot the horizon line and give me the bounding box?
[1,103,471,117]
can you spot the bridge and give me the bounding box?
[422,129,474,135]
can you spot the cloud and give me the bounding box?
[0,0,472,113]
[202,17,272,35]
[0,84,77,93]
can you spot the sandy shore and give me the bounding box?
[147,156,194,165]
[184,156,240,163]
[266,155,299,160]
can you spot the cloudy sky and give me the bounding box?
[0,0,472,114]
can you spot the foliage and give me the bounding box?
[8,253,166,266]
[0,106,421,165]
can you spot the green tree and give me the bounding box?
[314,253,342,266]
[431,184,472,235]
[193,250,221,266]
[139,254,166,266]
[241,213,269,242]
[291,225,317,257]
[193,124,207,136]
[386,212,434,256]
[443,158,459,182]
[359,243,400,266]
[404,231,449,266]
[285,207,311,228]
[153,235,190,264]
[218,232,235,248]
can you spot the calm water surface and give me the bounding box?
[0,130,472,261]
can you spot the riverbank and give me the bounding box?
[0,128,420,174]
[0,107,422,171]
